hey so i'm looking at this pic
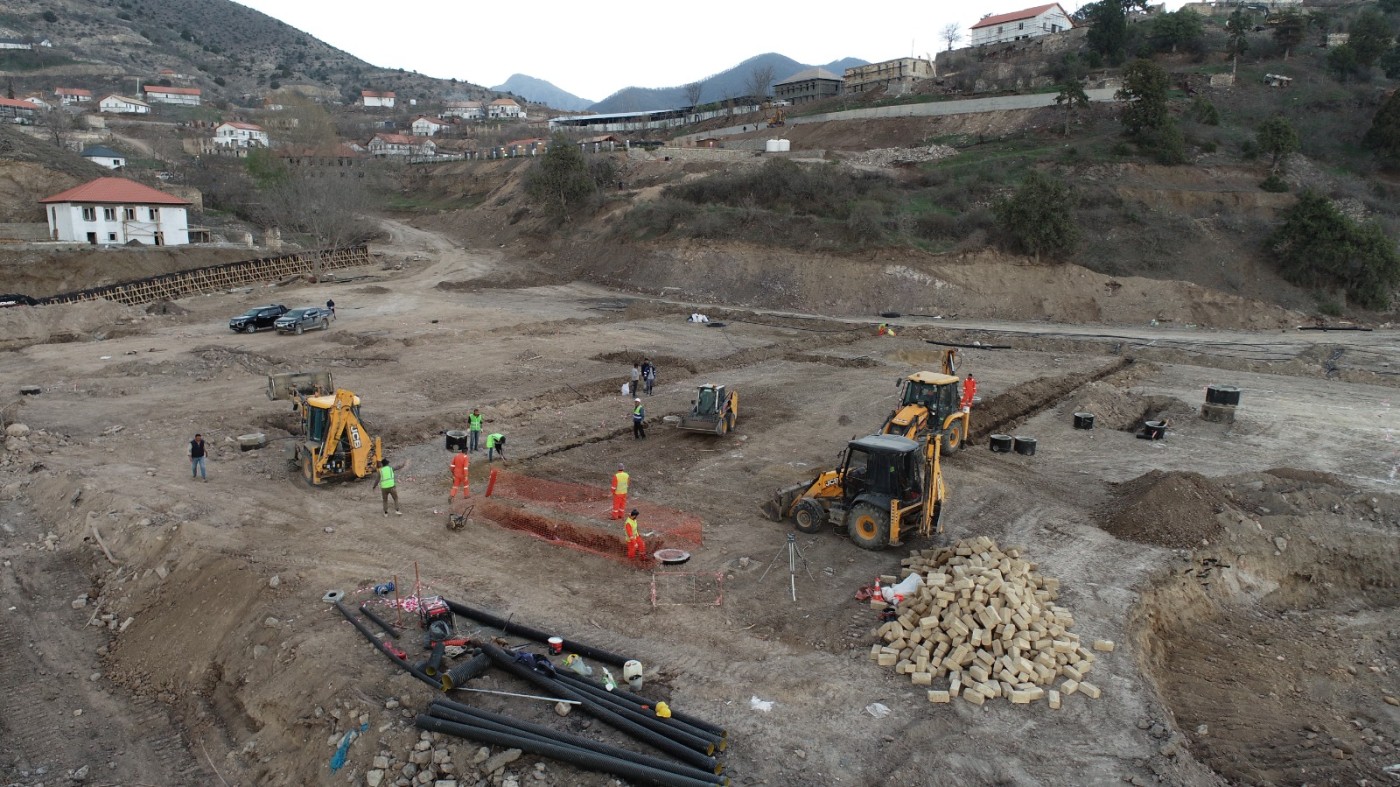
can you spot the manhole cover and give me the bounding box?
[322,589,345,603]
[654,548,691,565]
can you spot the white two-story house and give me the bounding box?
[411,115,449,136]
[361,90,396,109]
[214,121,270,149]
[970,3,1074,46]
[488,98,526,119]
[40,177,191,246]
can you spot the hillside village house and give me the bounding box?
[143,86,201,106]
[22,94,53,110]
[55,87,92,105]
[411,115,450,136]
[99,94,151,114]
[773,68,844,105]
[441,100,483,120]
[368,133,435,157]
[361,90,396,109]
[970,3,1073,46]
[844,58,935,96]
[40,177,191,246]
[0,38,31,50]
[81,146,127,170]
[214,121,270,149]
[487,98,525,119]
[0,97,38,123]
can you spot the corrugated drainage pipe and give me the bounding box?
[415,714,725,787]
[428,699,725,783]
[479,642,717,772]
[554,673,723,751]
[445,599,632,667]
[556,672,727,739]
[334,601,439,690]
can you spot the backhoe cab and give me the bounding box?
[761,433,946,551]
[267,371,383,486]
[882,349,972,453]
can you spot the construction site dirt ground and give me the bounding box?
[1,224,1397,787]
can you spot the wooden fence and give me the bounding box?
[38,245,372,307]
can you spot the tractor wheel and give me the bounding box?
[301,453,318,486]
[725,412,736,433]
[848,502,891,550]
[793,498,826,534]
[942,427,962,454]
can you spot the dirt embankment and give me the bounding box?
[0,246,257,299]
[1129,470,1400,786]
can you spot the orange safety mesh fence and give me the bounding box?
[475,470,704,569]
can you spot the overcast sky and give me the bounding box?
[232,0,1187,102]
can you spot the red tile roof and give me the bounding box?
[490,98,519,106]
[39,177,191,206]
[145,86,201,95]
[413,115,447,124]
[372,133,423,145]
[219,121,265,131]
[0,97,37,110]
[362,90,396,98]
[971,3,1063,29]
[56,87,91,96]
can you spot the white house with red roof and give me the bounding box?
[214,121,270,148]
[361,90,396,109]
[410,115,450,136]
[970,3,1073,46]
[0,97,38,123]
[441,100,483,120]
[487,98,525,119]
[144,85,202,106]
[40,177,191,246]
[99,94,150,114]
[55,87,93,105]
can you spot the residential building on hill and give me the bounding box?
[970,3,1073,46]
[361,90,396,109]
[81,146,127,170]
[0,97,38,123]
[40,177,191,246]
[143,86,202,106]
[411,115,450,136]
[55,87,92,104]
[773,68,843,105]
[99,95,151,114]
[214,121,269,149]
[844,58,936,96]
[368,133,435,157]
[442,101,483,120]
[488,98,525,119]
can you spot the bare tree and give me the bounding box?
[942,23,963,51]
[38,107,73,150]
[745,64,776,102]
[683,81,704,109]
[258,166,381,257]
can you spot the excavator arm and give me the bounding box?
[304,389,383,484]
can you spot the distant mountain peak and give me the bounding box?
[490,74,592,112]
[585,53,867,114]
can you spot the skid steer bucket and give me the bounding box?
[761,482,808,521]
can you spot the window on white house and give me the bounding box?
[124,207,135,220]
[107,232,117,241]
[82,206,95,221]
[1019,22,1025,29]
[104,207,116,221]
[149,207,160,220]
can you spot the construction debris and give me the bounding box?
[869,536,1104,707]
[839,144,957,168]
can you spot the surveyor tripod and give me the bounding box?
[759,532,814,602]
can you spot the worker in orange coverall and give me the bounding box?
[624,509,645,561]
[449,445,470,499]
[611,463,630,520]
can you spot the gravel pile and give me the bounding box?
[841,145,958,167]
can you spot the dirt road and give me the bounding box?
[0,221,1395,787]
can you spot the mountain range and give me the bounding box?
[585,53,868,114]
[491,75,593,112]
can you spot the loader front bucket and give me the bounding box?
[267,371,335,401]
[760,482,808,522]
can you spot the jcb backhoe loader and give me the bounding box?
[760,433,946,551]
[881,349,973,453]
[677,383,739,436]
[267,372,383,486]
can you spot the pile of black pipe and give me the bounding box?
[334,601,439,690]
[444,599,631,667]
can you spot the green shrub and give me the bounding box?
[1267,190,1400,309]
[1259,173,1289,192]
[993,170,1080,261]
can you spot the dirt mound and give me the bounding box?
[0,300,145,350]
[972,359,1133,440]
[1100,470,1231,549]
[1063,381,1195,432]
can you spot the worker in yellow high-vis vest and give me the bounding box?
[378,456,405,516]
[624,509,645,560]
[611,463,630,520]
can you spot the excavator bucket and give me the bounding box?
[267,371,334,401]
[761,482,808,521]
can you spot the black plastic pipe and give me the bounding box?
[334,601,439,690]
[553,673,723,747]
[422,641,446,678]
[441,652,491,691]
[358,604,400,639]
[479,642,717,772]
[553,674,721,752]
[444,599,631,667]
[556,672,727,738]
[428,699,725,783]
[415,715,724,787]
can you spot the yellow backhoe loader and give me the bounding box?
[760,433,946,551]
[267,372,383,486]
[881,349,972,453]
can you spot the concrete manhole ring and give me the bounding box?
[322,589,345,603]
